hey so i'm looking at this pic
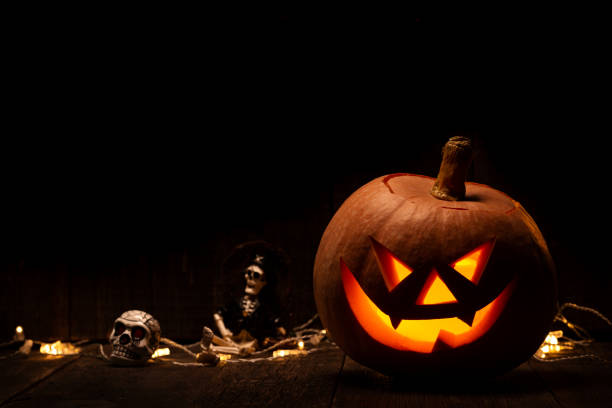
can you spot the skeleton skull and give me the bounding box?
[108,310,161,365]
[244,263,266,295]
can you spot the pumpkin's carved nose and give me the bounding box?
[374,266,481,325]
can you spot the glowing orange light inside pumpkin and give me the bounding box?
[451,240,494,284]
[340,253,514,353]
[371,237,413,291]
[416,269,457,305]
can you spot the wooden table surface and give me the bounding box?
[1,341,610,408]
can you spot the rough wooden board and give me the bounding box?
[3,343,611,408]
[196,348,345,407]
[332,356,561,408]
[528,342,612,408]
[0,352,80,405]
[2,344,344,408]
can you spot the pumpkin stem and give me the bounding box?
[431,136,473,201]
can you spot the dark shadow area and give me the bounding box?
[1,9,611,346]
[338,357,611,397]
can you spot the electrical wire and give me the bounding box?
[19,306,612,367]
[292,313,319,331]
[533,302,612,363]
[160,337,198,358]
[94,314,329,365]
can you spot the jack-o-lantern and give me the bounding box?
[313,137,556,376]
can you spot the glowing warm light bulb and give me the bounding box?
[273,348,307,358]
[39,340,80,355]
[535,330,573,360]
[14,326,26,341]
[218,353,232,361]
[298,341,304,350]
[151,348,171,358]
[548,330,563,341]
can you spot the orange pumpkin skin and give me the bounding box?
[313,173,557,376]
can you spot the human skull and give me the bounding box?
[244,263,266,295]
[108,310,161,365]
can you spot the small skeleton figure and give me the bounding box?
[214,242,288,353]
[108,310,161,366]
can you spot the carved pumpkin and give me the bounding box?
[313,137,556,376]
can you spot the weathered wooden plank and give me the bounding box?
[529,342,612,408]
[3,344,345,408]
[332,356,561,408]
[199,347,345,407]
[4,343,612,407]
[0,352,80,405]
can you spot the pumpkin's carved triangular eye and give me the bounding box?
[370,237,413,292]
[450,239,496,285]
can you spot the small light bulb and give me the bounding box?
[298,341,304,350]
[551,330,563,338]
[218,353,232,361]
[151,348,171,358]
[13,326,25,341]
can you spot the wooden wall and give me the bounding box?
[3,132,611,342]
[2,14,611,342]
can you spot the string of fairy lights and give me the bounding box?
[3,304,611,365]
[3,313,333,365]
[534,302,612,362]
[96,318,332,366]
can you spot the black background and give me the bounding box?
[1,10,610,341]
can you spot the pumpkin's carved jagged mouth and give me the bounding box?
[340,260,516,353]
